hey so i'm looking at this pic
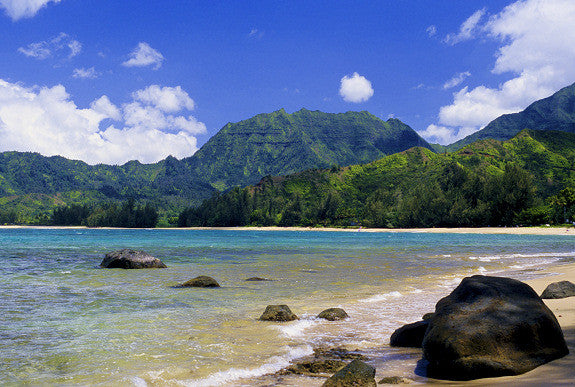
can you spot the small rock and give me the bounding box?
[318,308,349,321]
[100,249,167,269]
[245,277,271,281]
[390,321,428,348]
[541,280,575,299]
[314,347,369,361]
[280,359,346,376]
[323,359,376,387]
[178,276,220,288]
[259,305,298,321]
[378,376,413,384]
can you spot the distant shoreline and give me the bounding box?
[2,225,575,236]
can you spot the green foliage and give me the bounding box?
[52,199,159,228]
[180,130,575,228]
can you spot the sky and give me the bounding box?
[1,0,575,165]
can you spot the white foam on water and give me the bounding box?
[469,251,575,262]
[60,271,71,274]
[273,316,319,338]
[128,376,148,387]
[477,266,487,274]
[359,291,402,303]
[180,345,313,387]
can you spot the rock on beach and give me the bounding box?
[322,359,376,387]
[422,275,569,380]
[178,276,220,288]
[541,280,575,299]
[317,308,349,321]
[259,305,298,321]
[389,320,428,348]
[100,249,167,269]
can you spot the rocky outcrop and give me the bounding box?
[317,308,349,321]
[389,321,428,348]
[541,280,575,299]
[278,347,368,377]
[100,249,167,269]
[322,359,376,387]
[259,305,298,321]
[378,376,413,384]
[178,276,220,288]
[423,275,569,380]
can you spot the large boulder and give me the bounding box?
[100,249,167,269]
[322,359,376,387]
[423,275,569,380]
[389,320,428,348]
[259,305,298,321]
[541,280,575,299]
[178,276,220,288]
[317,308,349,321]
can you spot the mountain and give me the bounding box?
[180,129,575,228]
[0,152,215,223]
[447,82,575,151]
[184,108,433,189]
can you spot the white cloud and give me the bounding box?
[18,32,82,60]
[339,72,374,103]
[122,42,164,70]
[248,28,264,39]
[443,71,471,90]
[444,8,486,45]
[0,0,61,21]
[0,79,206,164]
[426,25,437,37]
[132,85,195,112]
[423,0,575,145]
[72,67,99,79]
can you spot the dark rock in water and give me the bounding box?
[280,359,346,376]
[379,376,413,384]
[178,276,220,288]
[100,249,167,269]
[259,305,298,321]
[423,275,569,381]
[422,313,434,320]
[541,280,575,299]
[314,347,368,361]
[390,321,428,348]
[245,277,271,281]
[317,308,349,321]
[322,359,376,387]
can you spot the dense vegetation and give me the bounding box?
[179,130,575,228]
[52,199,158,228]
[185,108,432,189]
[448,82,575,151]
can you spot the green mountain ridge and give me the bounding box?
[447,82,575,151]
[184,108,432,189]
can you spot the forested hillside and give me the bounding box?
[179,130,575,228]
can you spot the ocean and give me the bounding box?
[1,228,573,386]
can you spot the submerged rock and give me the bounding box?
[259,305,298,321]
[245,277,271,281]
[423,275,569,380]
[379,376,413,384]
[541,280,575,299]
[390,320,428,348]
[277,346,368,377]
[317,308,349,321]
[178,276,220,288]
[322,359,376,387]
[100,249,167,269]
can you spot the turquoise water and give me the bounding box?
[1,228,574,385]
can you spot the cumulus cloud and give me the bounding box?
[0,0,61,21]
[426,25,437,37]
[122,42,164,70]
[339,72,374,103]
[443,71,471,90]
[72,67,99,79]
[18,32,82,60]
[444,8,486,45]
[422,0,575,145]
[0,79,206,164]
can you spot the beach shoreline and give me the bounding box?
[3,224,575,236]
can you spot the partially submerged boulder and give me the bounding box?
[317,308,349,321]
[541,280,575,299]
[245,277,271,281]
[423,275,569,380]
[278,346,367,377]
[389,320,428,348]
[259,305,298,321]
[322,359,376,387]
[178,276,220,288]
[379,376,413,384]
[100,249,167,269]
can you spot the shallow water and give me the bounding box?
[1,228,574,385]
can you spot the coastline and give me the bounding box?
[3,224,575,236]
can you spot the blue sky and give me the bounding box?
[1,0,574,164]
